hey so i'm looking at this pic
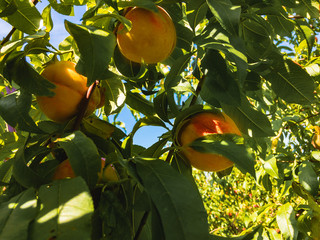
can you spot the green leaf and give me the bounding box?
[57,131,101,189]
[189,134,256,177]
[154,92,170,122]
[201,49,241,106]
[135,159,209,240]
[0,91,44,134]
[171,153,195,185]
[81,117,115,140]
[206,0,241,35]
[311,151,320,161]
[201,41,248,83]
[292,182,320,214]
[164,52,193,90]
[30,178,94,240]
[175,21,194,52]
[117,0,157,11]
[240,15,274,60]
[0,188,38,240]
[142,138,169,158]
[48,0,73,15]
[298,161,319,196]
[113,45,143,78]
[262,58,314,104]
[263,157,279,179]
[63,0,88,5]
[267,9,295,37]
[98,190,132,239]
[221,95,275,137]
[65,20,116,84]
[41,5,53,32]
[0,0,17,17]
[186,0,208,30]
[294,1,319,18]
[4,53,55,96]
[0,0,41,34]
[209,225,262,239]
[276,203,298,240]
[12,141,48,188]
[297,24,315,59]
[126,91,155,117]
[0,31,47,55]
[101,76,126,115]
[0,157,13,183]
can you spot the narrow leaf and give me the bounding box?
[126,91,155,116]
[65,20,116,84]
[57,131,101,189]
[206,0,241,35]
[0,188,38,240]
[221,95,275,137]
[186,0,208,30]
[263,157,279,179]
[276,203,298,240]
[189,134,255,177]
[298,161,319,196]
[135,159,209,240]
[0,91,44,134]
[101,76,126,115]
[0,0,41,34]
[262,58,314,104]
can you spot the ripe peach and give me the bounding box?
[116,6,176,64]
[36,61,100,123]
[177,112,241,172]
[52,158,119,182]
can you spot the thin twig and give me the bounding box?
[133,211,150,240]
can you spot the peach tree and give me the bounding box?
[0,0,320,239]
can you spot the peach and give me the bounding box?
[177,112,241,172]
[116,6,176,64]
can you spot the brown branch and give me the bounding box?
[73,80,99,130]
[0,0,39,47]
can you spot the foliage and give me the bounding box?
[0,0,320,239]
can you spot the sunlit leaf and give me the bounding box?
[30,178,94,240]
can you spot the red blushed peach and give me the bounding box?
[177,112,241,172]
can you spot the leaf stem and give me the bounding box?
[133,211,150,240]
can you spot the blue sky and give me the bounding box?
[0,1,167,148]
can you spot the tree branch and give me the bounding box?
[73,80,99,130]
